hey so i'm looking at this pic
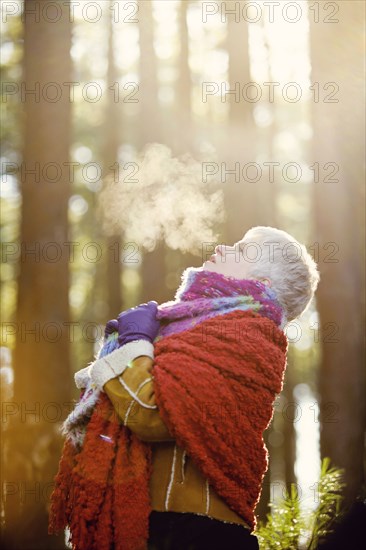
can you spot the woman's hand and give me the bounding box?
[105,301,160,347]
[104,319,118,339]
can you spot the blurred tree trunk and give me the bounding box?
[2,2,72,549]
[261,20,278,228]
[138,0,162,145]
[173,0,192,155]
[174,0,199,270]
[104,2,122,318]
[282,351,297,493]
[224,8,258,244]
[225,9,271,519]
[309,1,365,506]
[138,0,168,304]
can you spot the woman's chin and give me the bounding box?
[202,261,218,272]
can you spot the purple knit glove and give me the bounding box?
[104,319,118,339]
[115,301,160,347]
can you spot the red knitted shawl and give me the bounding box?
[154,310,288,529]
[49,310,287,549]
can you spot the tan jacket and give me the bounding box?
[104,356,250,529]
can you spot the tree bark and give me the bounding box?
[3,2,72,548]
[138,0,162,146]
[173,0,193,155]
[224,10,259,244]
[309,0,366,506]
[104,2,123,319]
[138,0,168,304]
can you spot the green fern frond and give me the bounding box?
[306,457,346,550]
[256,483,304,550]
[255,458,346,550]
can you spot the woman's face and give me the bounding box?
[202,242,253,280]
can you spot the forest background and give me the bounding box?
[1,1,365,548]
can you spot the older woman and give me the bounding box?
[50,226,319,550]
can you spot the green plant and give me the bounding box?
[256,458,345,550]
[306,457,346,549]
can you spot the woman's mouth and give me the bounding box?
[209,255,216,263]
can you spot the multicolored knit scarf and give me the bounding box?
[61,269,285,449]
[49,269,286,549]
[156,267,286,338]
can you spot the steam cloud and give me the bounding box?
[97,143,224,253]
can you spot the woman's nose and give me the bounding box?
[215,245,224,255]
[215,244,234,255]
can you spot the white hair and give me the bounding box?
[241,226,320,322]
